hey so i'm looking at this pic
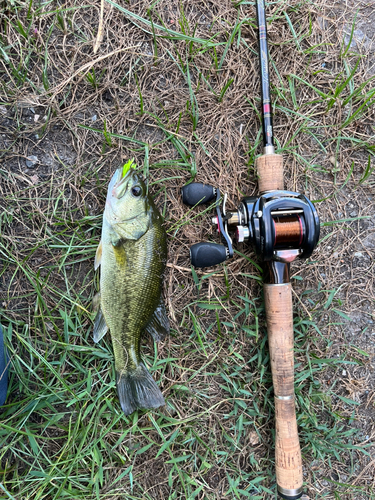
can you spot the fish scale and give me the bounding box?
[94,167,168,415]
[101,226,165,372]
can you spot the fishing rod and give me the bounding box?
[181,1,320,498]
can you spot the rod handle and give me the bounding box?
[263,283,303,499]
[256,154,284,193]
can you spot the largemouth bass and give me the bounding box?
[93,166,169,415]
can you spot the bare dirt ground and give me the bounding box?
[0,0,374,499]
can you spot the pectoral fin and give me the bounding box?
[145,298,170,342]
[93,306,108,342]
[94,240,103,270]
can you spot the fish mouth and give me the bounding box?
[112,214,140,223]
[112,175,129,199]
[111,166,139,198]
[109,167,145,200]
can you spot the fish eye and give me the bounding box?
[131,186,142,197]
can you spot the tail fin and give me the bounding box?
[116,363,165,415]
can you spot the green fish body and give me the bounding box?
[94,168,168,415]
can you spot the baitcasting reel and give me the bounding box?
[181,182,320,268]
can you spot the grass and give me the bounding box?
[0,0,375,499]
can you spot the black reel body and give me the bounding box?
[241,191,320,261]
[181,183,320,268]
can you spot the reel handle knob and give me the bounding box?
[190,242,228,268]
[181,183,216,207]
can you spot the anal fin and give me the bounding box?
[145,298,170,342]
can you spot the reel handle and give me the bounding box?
[190,242,228,268]
[181,183,216,207]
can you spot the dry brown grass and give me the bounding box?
[0,0,374,498]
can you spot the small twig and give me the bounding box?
[166,262,226,276]
[351,458,375,485]
[292,287,313,320]
[93,0,105,54]
[166,263,192,273]
[49,46,138,101]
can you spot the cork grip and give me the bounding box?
[256,154,284,193]
[263,283,303,496]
